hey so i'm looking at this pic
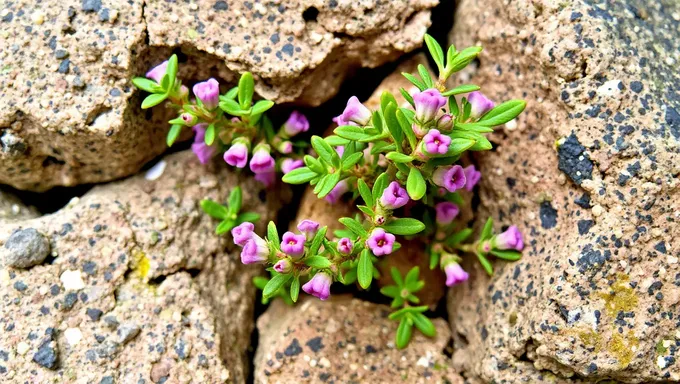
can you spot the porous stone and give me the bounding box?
[447,1,680,383]
[0,151,289,383]
[1,228,51,268]
[254,296,463,383]
[0,0,436,191]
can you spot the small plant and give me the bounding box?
[200,187,260,235]
[231,35,528,348]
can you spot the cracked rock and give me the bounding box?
[0,150,289,383]
[447,0,680,383]
[0,0,436,191]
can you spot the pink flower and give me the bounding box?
[281,158,304,174]
[193,78,220,110]
[335,146,345,158]
[432,165,466,193]
[297,220,319,240]
[281,231,306,257]
[366,228,396,256]
[273,259,292,274]
[249,146,275,174]
[422,129,451,155]
[282,111,309,137]
[324,179,348,204]
[191,124,216,164]
[413,88,446,123]
[435,202,459,225]
[277,141,293,154]
[380,182,409,210]
[232,222,255,247]
[146,60,168,83]
[241,235,269,264]
[492,225,524,251]
[254,171,276,187]
[436,114,454,131]
[337,238,353,255]
[181,112,197,126]
[224,141,249,168]
[333,96,371,126]
[468,91,495,119]
[463,165,481,192]
[302,272,332,300]
[444,262,469,286]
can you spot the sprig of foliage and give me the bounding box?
[200,187,260,234]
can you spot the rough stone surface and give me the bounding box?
[1,228,51,269]
[0,151,289,383]
[0,0,436,191]
[254,296,462,383]
[447,1,680,383]
[0,190,38,222]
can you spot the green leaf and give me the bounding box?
[263,273,291,299]
[442,84,480,97]
[357,179,373,207]
[390,267,404,287]
[334,125,371,141]
[399,87,415,107]
[478,100,526,126]
[268,221,280,247]
[132,77,161,93]
[424,34,444,71]
[406,168,426,200]
[453,122,494,133]
[449,95,459,117]
[380,91,398,113]
[396,109,417,151]
[480,217,494,240]
[385,152,413,163]
[238,72,254,110]
[311,136,339,167]
[166,124,182,147]
[290,275,300,303]
[253,276,269,290]
[357,205,374,217]
[305,256,331,269]
[490,250,523,261]
[205,124,216,145]
[446,45,456,66]
[444,138,476,156]
[447,46,482,74]
[380,285,400,298]
[404,266,419,286]
[383,103,403,145]
[402,72,426,90]
[141,93,168,109]
[228,187,242,214]
[219,99,245,116]
[282,167,317,184]
[225,87,238,99]
[215,219,235,235]
[372,173,389,201]
[251,100,274,115]
[357,249,373,289]
[429,252,440,270]
[325,135,350,146]
[341,152,363,170]
[317,172,341,198]
[383,218,425,236]
[477,252,494,275]
[166,54,178,89]
[406,280,425,293]
[236,212,260,224]
[412,313,436,337]
[446,228,473,246]
[339,217,367,236]
[418,64,433,89]
[308,226,327,256]
[396,317,414,349]
[200,199,229,219]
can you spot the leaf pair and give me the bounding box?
[200,187,260,234]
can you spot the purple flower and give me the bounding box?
[232,222,255,247]
[436,114,454,131]
[492,225,524,251]
[193,78,220,110]
[282,111,310,137]
[224,142,249,168]
[380,181,409,210]
[254,171,276,187]
[337,238,353,255]
[333,96,371,126]
[297,220,320,240]
[277,141,293,154]
[302,272,332,301]
[366,228,396,256]
[273,259,292,274]
[335,146,345,158]
[432,165,466,193]
[241,235,269,264]
[413,88,446,123]
[191,124,216,164]
[325,179,348,204]
[249,146,275,174]
[444,262,469,286]
[422,129,451,155]
[281,231,306,257]
[468,91,495,119]
[146,60,168,83]
[463,165,481,192]
[281,158,304,174]
[435,202,459,225]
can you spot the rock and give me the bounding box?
[447,0,680,383]
[0,190,38,222]
[0,151,289,383]
[254,296,463,383]
[0,228,50,268]
[32,340,58,370]
[0,0,436,192]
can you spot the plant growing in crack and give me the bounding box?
[200,187,261,235]
[232,35,528,348]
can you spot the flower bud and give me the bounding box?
[337,238,353,255]
[435,202,459,225]
[297,220,320,241]
[224,139,250,168]
[273,259,293,274]
[413,88,446,123]
[333,96,371,126]
[282,111,309,137]
[146,60,168,83]
[193,78,220,110]
[277,140,293,154]
[302,272,332,301]
[432,165,466,193]
[249,144,275,174]
[191,124,216,164]
[379,182,409,210]
[492,225,524,251]
[281,158,304,174]
[436,114,454,132]
[443,261,469,287]
[324,179,349,204]
[181,112,198,126]
[467,91,494,119]
[241,235,269,264]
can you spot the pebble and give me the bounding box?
[1,228,51,269]
[64,328,83,346]
[60,270,85,291]
[32,341,58,369]
[117,323,141,344]
[145,160,166,181]
[16,342,30,355]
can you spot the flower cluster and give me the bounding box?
[133,56,310,188]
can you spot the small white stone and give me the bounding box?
[596,80,622,98]
[319,357,331,368]
[657,355,667,368]
[592,205,604,217]
[505,119,518,131]
[663,340,672,348]
[172,311,182,322]
[309,359,317,368]
[531,176,540,184]
[668,256,678,264]
[31,11,45,25]
[60,270,85,291]
[65,328,83,346]
[145,160,166,181]
[17,342,30,355]
[416,356,429,367]
[303,355,310,362]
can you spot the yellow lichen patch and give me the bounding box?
[577,329,602,353]
[131,249,150,279]
[609,331,638,368]
[596,274,638,318]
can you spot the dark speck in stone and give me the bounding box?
[82,0,102,13]
[630,81,643,93]
[654,241,667,254]
[557,133,593,185]
[577,220,594,235]
[305,337,324,352]
[282,44,294,57]
[213,1,228,11]
[539,201,558,229]
[284,339,302,356]
[270,33,280,44]
[58,60,70,74]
